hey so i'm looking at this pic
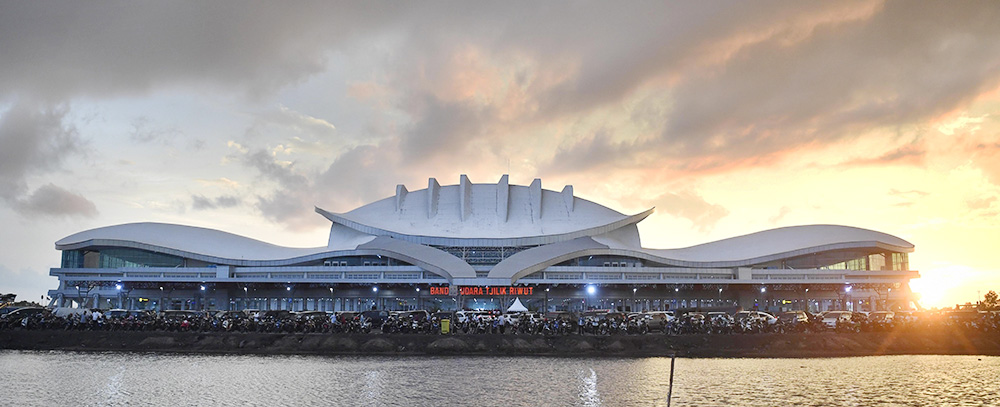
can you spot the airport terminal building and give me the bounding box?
[47,175,919,314]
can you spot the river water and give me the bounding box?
[1,351,997,406]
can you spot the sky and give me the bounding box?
[1,1,999,309]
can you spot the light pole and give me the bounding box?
[760,286,767,312]
[115,283,123,309]
[632,287,637,312]
[545,288,550,312]
[844,285,852,311]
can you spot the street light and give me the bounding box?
[632,287,637,312]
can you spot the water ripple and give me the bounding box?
[1,351,998,406]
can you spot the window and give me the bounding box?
[97,248,183,268]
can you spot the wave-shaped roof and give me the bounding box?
[55,222,347,262]
[316,175,650,246]
[638,224,914,264]
[489,225,914,282]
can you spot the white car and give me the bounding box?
[822,311,853,328]
[735,311,778,325]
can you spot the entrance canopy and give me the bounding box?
[507,297,528,312]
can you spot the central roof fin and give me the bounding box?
[561,185,574,212]
[529,178,542,221]
[427,178,440,219]
[395,184,408,212]
[497,174,510,223]
[459,174,472,221]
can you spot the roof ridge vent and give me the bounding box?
[427,178,440,219]
[497,174,510,223]
[459,174,472,221]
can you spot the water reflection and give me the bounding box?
[1,352,998,406]
[362,370,383,406]
[578,368,601,406]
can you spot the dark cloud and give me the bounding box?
[191,194,241,210]
[13,183,97,218]
[232,140,433,230]
[533,1,1000,176]
[544,129,652,175]
[0,101,88,209]
[0,2,394,99]
[652,190,729,232]
[5,2,999,179]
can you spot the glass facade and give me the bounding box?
[434,246,533,265]
[891,252,908,271]
[61,250,85,268]
[98,248,184,268]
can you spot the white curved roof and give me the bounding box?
[637,224,913,263]
[317,175,648,246]
[55,222,352,262]
[488,225,914,282]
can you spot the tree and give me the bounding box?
[983,290,999,310]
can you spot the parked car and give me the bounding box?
[294,310,330,320]
[360,310,390,325]
[822,311,853,328]
[432,311,455,322]
[544,311,576,322]
[0,307,50,321]
[706,312,734,325]
[399,310,430,322]
[869,311,894,323]
[735,311,778,325]
[780,311,809,325]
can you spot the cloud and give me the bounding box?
[5,2,999,183]
[768,206,793,225]
[967,196,996,211]
[191,194,242,210]
[0,101,90,214]
[651,190,729,232]
[0,2,381,99]
[129,116,181,145]
[13,183,98,218]
[841,140,927,167]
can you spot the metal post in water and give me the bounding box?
[667,353,676,407]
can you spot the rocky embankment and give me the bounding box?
[3,329,1000,357]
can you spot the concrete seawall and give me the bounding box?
[3,329,1000,358]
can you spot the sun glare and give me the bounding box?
[909,264,976,309]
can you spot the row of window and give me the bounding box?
[61,248,911,272]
